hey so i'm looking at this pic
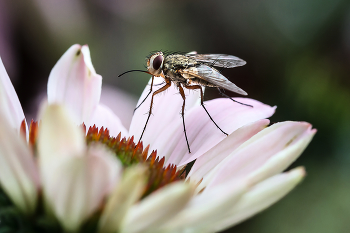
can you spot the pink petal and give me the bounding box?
[47,144,122,232]
[0,111,39,214]
[37,104,86,191]
[161,179,246,232]
[129,76,201,152]
[47,44,102,124]
[121,182,193,233]
[98,165,147,232]
[188,119,270,184]
[88,104,128,137]
[0,56,27,134]
[167,98,276,166]
[37,104,85,161]
[38,104,122,231]
[99,85,137,129]
[246,127,316,186]
[207,121,314,188]
[213,167,305,232]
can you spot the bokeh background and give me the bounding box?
[1,0,350,232]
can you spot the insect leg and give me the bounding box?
[178,84,191,153]
[139,79,172,143]
[148,81,165,87]
[184,84,228,136]
[134,76,155,114]
[217,88,253,107]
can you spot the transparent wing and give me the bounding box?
[181,65,247,95]
[187,54,246,68]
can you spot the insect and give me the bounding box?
[119,51,252,153]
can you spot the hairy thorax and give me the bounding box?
[163,54,197,84]
[162,54,217,87]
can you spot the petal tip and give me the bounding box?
[290,166,306,182]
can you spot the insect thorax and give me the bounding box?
[163,54,197,84]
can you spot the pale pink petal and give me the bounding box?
[207,122,313,189]
[88,104,128,137]
[37,104,86,191]
[47,144,122,232]
[188,119,270,184]
[37,104,85,161]
[98,165,148,233]
[129,76,201,150]
[160,179,246,232]
[38,104,122,231]
[0,111,39,214]
[213,167,305,232]
[120,182,193,233]
[246,127,316,186]
[47,44,102,124]
[166,98,276,166]
[0,56,27,134]
[99,85,137,130]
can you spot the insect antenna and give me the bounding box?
[217,88,253,107]
[118,70,151,77]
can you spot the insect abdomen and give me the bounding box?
[190,78,218,87]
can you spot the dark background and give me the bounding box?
[1,0,350,232]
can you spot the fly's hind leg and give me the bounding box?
[139,79,171,142]
[217,88,253,107]
[178,84,191,153]
[184,84,228,136]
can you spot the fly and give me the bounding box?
[118,51,252,153]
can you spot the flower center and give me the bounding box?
[22,120,186,198]
[7,120,186,232]
[84,124,186,198]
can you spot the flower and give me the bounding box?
[0,44,316,233]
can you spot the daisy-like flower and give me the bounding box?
[0,44,316,233]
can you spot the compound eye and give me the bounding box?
[152,55,163,70]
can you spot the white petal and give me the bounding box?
[0,111,39,214]
[47,44,102,124]
[213,167,305,232]
[206,122,313,188]
[98,165,148,233]
[161,179,247,232]
[37,104,86,206]
[37,104,85,161]
[88,104,128,137]
[167,98,276,166]
[121,182,193,233]
[129,76,201,153]
[188,119,270,184]
[0,55,27,135]
[47,144,122,232]
[247,127,316,186]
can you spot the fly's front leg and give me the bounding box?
[139,79,172,142]
[134,76,155,114]
[178,84,191,153]
[184,84,228,136]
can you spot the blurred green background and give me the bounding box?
[1,0,350,232]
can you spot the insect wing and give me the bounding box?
[187,54,246,68]
[195,65,247,95]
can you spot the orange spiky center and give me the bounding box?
[84,124,186,198]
